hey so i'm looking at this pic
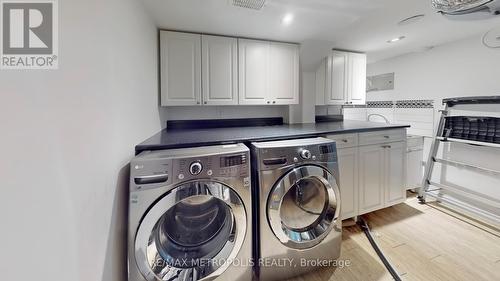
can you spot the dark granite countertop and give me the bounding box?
[135,120,410,153]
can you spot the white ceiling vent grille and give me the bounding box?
[232,0,266,10]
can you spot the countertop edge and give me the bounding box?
[135,124,410,153]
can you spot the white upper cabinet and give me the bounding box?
[161,32,300,107]
[238,39,270,105]
[315,50,367,106]
[202,35,238,105]
[348,52,367,105]
[269,42,299,105]
[328,52,348,105]
[239,39,299,105]
[160,31,202,106]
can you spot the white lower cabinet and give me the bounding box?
[406,135,424,190]
[358,141,407,215]
[385,142,407,206]
[338,147,359,220]
[328,129,407,219]
[358,144,386,214]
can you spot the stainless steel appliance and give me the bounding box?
[250,137,342,281]
[128,144,252,281]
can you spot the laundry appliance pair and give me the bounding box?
[128,138,341,281]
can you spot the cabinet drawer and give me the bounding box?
[359,129,406,145]
[326,133,358,148]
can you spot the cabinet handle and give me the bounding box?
[272,101,276,104]
[342,139,348,143]
[197,101,200,105]
[383,135,390,139]
[381,145,392,149]
[204,101,207,105]
[267,101,270,104]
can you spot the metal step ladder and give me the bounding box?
[418,96,500,225]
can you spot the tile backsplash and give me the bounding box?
[343,99,436,137]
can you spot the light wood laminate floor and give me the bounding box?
[286,194,500,281]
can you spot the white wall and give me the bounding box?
[300,72,317,123]
[367,34,500,225]
[367,34,500,101]
[0,0,160,280]
[289,71,316,124]
[161,105,288,123]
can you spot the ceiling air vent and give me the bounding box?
[232,0,266,10]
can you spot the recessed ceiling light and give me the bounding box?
[281,13,294,25]
[387,36,406,43]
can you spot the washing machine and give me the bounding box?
[250,137,342,281]
[128,144,253,281]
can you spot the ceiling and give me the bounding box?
[141,0,500,70]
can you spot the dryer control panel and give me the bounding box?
[251,138,338,171]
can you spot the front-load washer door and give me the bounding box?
[267,165,340,249]
[135,181,247,281]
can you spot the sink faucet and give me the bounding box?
[367,114,390,124]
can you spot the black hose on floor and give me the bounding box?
[357,217,402,281]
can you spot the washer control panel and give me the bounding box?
[174,152,249,182]
[130,144,250,192]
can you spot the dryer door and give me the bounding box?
[267,165,340,249]
[134,181,247,281]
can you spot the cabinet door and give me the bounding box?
[160,31,201,106]
[385,142,407,206]
[358,144,385,215]
[315,58,326,106]
[328,51,348,105]
[348,53,367,105]
[338,147,359,219]
[202,35,238,105]
[238,39,270,105]
[407,147,424,189]
[269,42,299,105]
